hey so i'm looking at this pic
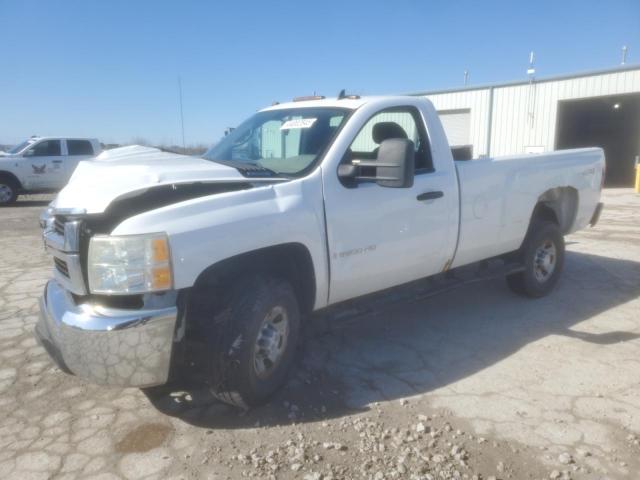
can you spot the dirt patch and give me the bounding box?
[115,423,173,453]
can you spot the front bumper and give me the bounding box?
[36,280,178,387]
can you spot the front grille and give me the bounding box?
[45,215,88,295]
[53,257,70,278]
[53,216,65,236]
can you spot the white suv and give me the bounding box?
[0,137,101,204]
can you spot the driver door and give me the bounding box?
[23,139,65,189]
[322,106,456,304]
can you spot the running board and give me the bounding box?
[312,258,524,329]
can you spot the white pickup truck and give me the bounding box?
[36,95,604,408]
[0,137,101,204]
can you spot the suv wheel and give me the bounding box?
[0,178,18,205]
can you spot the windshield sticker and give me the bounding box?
[280,118,317,130]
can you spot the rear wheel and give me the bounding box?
[0,177,18,205]
[506,221,565,298]
[205,274,301,409]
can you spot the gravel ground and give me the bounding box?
[0,189,639,480]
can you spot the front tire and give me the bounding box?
[0,177,18,205]
[506,221,565,298]
[206,274,301,409]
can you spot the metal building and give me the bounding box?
[415,65,640,186]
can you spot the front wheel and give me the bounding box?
[0,178,18,205]
[206,274,301,408]
[506,221,565,298]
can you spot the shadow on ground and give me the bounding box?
[145,250,640,428]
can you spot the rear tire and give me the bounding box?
[0,177,18,205]
[205,274,300,409]
[506,221,565,298]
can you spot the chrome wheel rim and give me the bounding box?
[253,306,289,379]
[534,239,557,283]
[0,184,12,203]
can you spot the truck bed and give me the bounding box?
[451,148,605,268]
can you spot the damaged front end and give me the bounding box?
[36,180,255,387]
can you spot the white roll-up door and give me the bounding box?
[438,109,471,147]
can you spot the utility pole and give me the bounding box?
[178,76,186,150]
[464,70,469,86]
[621,45,628,65]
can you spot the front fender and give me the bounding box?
[111,171,329,310]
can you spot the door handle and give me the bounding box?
[416,191,444,201]
[52,160,63,163]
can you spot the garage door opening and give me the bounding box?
[555,93,640,187]
[438,109,473,160]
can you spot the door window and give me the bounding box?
[28,140,61,157]
[347,107,433,172]
[67,140,94,155]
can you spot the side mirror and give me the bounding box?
[23,149,34,158]
[338,138,415,188]
[374,138,415,188]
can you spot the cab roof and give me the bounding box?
[260,95,423,112]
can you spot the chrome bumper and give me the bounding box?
[36,280,178,387]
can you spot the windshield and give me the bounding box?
[203,107,350,177]
[8,139,36,154]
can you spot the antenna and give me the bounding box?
[621,45,628,65]
[336,89,361,100]
[463,70,469,86]
[178,76,186,150]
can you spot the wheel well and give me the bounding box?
[531,187,578,234]
[0,171,22,190]
[192,243,317,315]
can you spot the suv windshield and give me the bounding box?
[203,107,350,177]
[8,139,36,154]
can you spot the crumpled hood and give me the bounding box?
[54,146,258,214]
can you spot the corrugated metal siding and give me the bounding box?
[490,69,640,156]
[421,68,640,157]
[426,89,490,156]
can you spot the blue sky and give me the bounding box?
[1,0,639,147]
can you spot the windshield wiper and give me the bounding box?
[206,159,286,179]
